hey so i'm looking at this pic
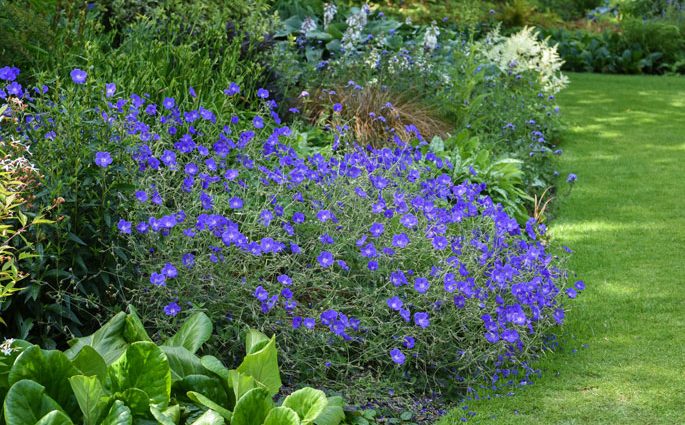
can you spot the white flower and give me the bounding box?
[323,3,337,29]
[1,338,15,356]
[301,17,317,35]
[481,26,568,94]
[299,90,310,98]
[423,21,440,51]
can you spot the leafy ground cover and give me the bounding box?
[440,72,685,423]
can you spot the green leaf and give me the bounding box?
[263,406,300,425]
[187,391,232,421]
[282,388,327,425]
[100,400,132,425]
[190,409,225,425]
[67,232,87,246]
[3,380,65,425]
[244,329,269,355]
[231,387,273,425]
[200,356,229,381]
[106,342,171,409]
[228,370,257,403]
[68,375,110,425]
[236,335,281,396]
[163,312,212,354]
[65,312,129,364]
[35,410,75,425]
[177,374,228,407]
[313,396,345,425]
[123,306,152,343]
[162,346,206,383]
[71,346,107,381]
[113,387,149,417]
[150,405,177,425]
[8,346,81,418]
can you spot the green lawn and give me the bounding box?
[439,73,685,424]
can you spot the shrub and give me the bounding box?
[0,307,346,424]
[70,80,581,397]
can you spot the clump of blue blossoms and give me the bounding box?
[1,67,581,395]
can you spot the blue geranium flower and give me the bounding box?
[70,68,87,84]
[94,151,113,167]
[164,302,182,317]
[390,348,405,365]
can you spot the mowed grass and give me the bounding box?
[439,73,685,424]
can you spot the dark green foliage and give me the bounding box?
[0,309,345,424]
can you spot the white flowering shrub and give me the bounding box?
[482,26,569,94]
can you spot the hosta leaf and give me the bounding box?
[71,346,107,381]
[100,400,132,425]
[65,312,129,364]
[190,409,225,425]
[187,391,232,421]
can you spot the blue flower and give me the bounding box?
[161,262,178,279]
[150,272,166,286]
[94,151,113,168]
[317,251,334,268]
[105,83,116,98]
[567,173,577,183]
[163,97,176,109]
[224,82,240,96]
[403,336,415,349]
[392,233,410,248]
[575,280,585,291]
[414,312,430,328]
[390,348,405,365]
[254,286,269,302]
[387,296,403,311]
[253,115,264,129]
[117,219,131,234]
[278,274,292,285]
[0,66,19,81]
[164,302,182,317]
[257,88,269,99]
[414,277,430,294]
[303,317,316,329]
[333,103,343,113]
[229,197,244,209]
[369,222,384,237]
[501,329,519,343]
[70,68,87,84]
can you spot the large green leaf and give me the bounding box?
[8,346,81,418]
[71,346,107,381]
[244,329,270,355]
[228,370,256,403]
[190,409,225,425]
[100,400,132,425]
[313,396,345,425]
[68,375,110,425]
[0,339,31,402]
[152,404,180,424]
[150,405,177,425]
[231,388,273,425]
[65,312,129,364]
[106,342,171,409]
[123,306,152,343]
[263,406,300,425]
[200,356,229,381]
[187,391,232,421]
[236,336,281,396]
[3,379,65,425]
[177,375,228,407]
[163,312,212,354]
[35,410,75,425]
[161,346,206,383]
[282,388,327,425]
[113,388,149,417]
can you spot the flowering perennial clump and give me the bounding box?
[1,68,579,394]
